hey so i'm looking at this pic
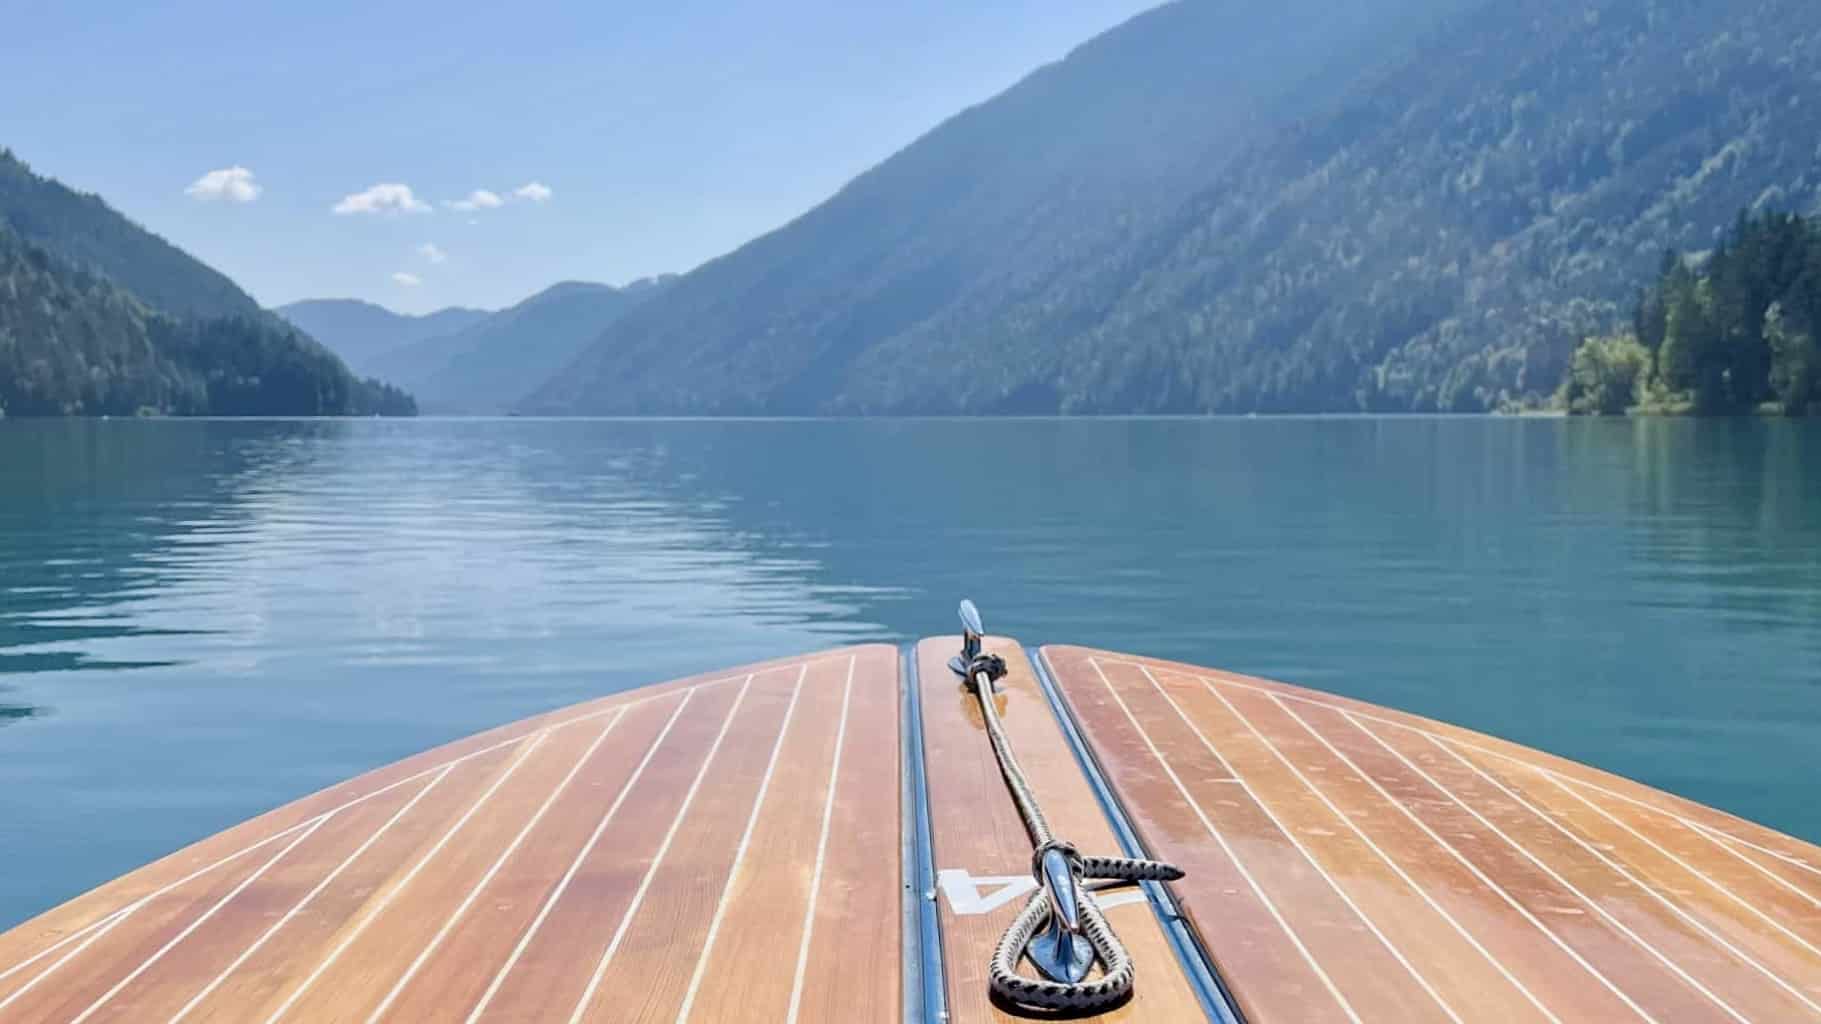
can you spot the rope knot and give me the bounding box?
[1030,840,1082,885]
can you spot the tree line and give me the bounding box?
[1560,211,1821,416]
[0,226,414,418]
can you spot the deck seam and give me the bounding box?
[1102,658,1821,884]
[364,706,632,1023]
[1194,675,1561,1024]
[1259,688,1658,1022]
[167,763,458,1024]
[1431,734,1821,1017]
[1343,711,1742,1022]
[1087,657,1363,1023]
[568,674,756,1023]
[1029,647,1242,1024]
[675,664,809,1023]
[901,644,947,1024]
[69,817,330,1024]
[463,687,699,1022]
[0,675,741,985]
[1135,664,1463,1023]
[264,729,552,1023]
[786,655,859,1024]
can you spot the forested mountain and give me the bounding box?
[527,0,1821,415]
[274,300,491,376]
[0,150,413,417]
[1,150,261,321]
[362,277,674,412]
[0,227,412,416]
[524,0,1470,415]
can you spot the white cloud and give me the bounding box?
[185,166,261,203]
[333,183,430,215]
[391,271,422,287]
[444,189,503,212]
[513,181,553,203]
[416,242,447,264]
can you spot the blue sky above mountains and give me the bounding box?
[4,0,1154,313]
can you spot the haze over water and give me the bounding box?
[1,417,1817,929]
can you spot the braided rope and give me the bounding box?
[964,656,1185,1014]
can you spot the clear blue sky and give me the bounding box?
[3,1,1159,314]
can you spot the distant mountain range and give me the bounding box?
[0,150,412,417]
[283,277,674,413]
[273,300,492,377]
[521,0,1821,415]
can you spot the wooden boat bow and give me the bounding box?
[3,608,1820,1022]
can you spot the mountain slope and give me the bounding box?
[1033,0,1821,413]
[525,0,1469,415]
[0,150,413,416]
[274,299,491,376]
[0,150,262,321]
[0,226,412,416]
[368,277,674,412]
[528,0,1821,415]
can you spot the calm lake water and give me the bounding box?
[1,416,1817,929]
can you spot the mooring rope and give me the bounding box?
[960,650,1185,1015]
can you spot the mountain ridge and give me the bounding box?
[522,0,1821,416]
[274,299,493,377]
[0,149,414,417]
[357,275,677,412]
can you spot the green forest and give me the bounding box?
[0,149,414,418]
[526,0,1821,417]
[1561,211,1821,416]
[0,226,413,417]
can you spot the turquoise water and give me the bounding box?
[1,416,1817,929]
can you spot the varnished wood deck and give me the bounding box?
[0,646,902,1023]
[9,637,1820,1023]
[1042,645,1821,1024]
[916,637,1205,1023]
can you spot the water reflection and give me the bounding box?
[0,416,1816,932]
[0,682,43,726]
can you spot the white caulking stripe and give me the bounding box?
[0,661,797,984]
[168,764,458,1024]
[0,909,134,1016]
[364,707,631,1024]
[463,688,699,1024]
[675,665,809,1023]
[0,823,325,990]
[1133,666,1462,1024]
[263,730,552,1024]
[1257,689,1658,1024]
[568,675,757,1024]
[1097,656,1821,884]
[0,812,364,1012]
[1537,770,1821,959]
[1432,736,1821,1017]
[1344,713,1748,1024]
[1087,659,1365,1024]
[1690,824,1821,883]
[785,656,857,1024]
[68,818,331,1024]
[1172,659,1821,942]
[1695,827,1821,911]
[1198,678,1561,1024]
[1099,655,1821,889]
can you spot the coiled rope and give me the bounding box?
[960,651,1185,1015]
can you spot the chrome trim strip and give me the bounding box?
[1029,646,1246,1024]
[902,644,947,1024]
